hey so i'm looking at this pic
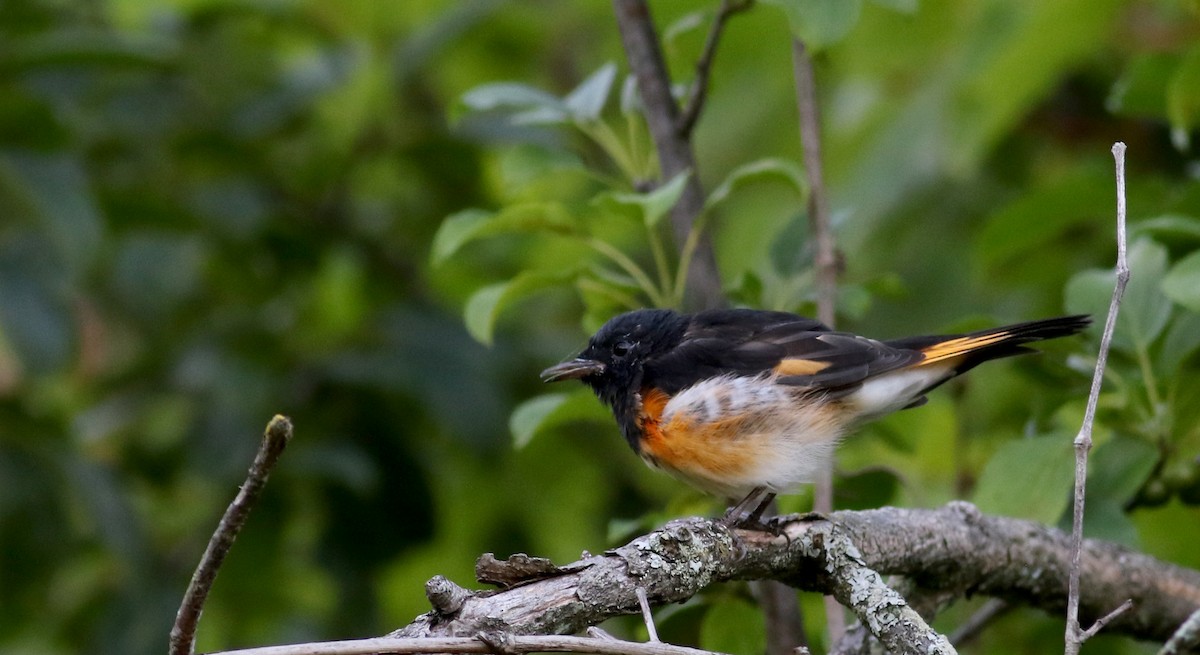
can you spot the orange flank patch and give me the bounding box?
[918,332,1011,365]
[773,358,831,376]
[636,385,765,487]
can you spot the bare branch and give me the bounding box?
[1079,599,1135,641]
[1064,142,1131,655]
[677,0,753,139]
[170,415,294,655]
[205,634,730,655]
[751,579,809,655]
[636,588,659,642]
[393,505,1200,647]
[790,38,837,330]
[612,0,723,309]
[1159,607,1200,655]
[791,34,841,642]
[948,599,1012,647]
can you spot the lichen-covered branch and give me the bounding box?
[392,502,1200,647]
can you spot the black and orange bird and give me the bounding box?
[541,308,1090,524]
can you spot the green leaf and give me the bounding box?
[706,158,807,210]
[700,598,767,655]
[430,204,577,265]
[597,171,690,229]
[1158,311,1200,373]
[977,166,1112,270]
[867,0,918,13]
[564,62,617,123]
[509,388,611,449]
[663,11,707,47]
[764,0,863,51]
[1107,53,1177,118]
[1064,239,1173,352]
[1162,249,1200,313]
[1086,435,1159,507]
[1166,44,1200,149]
[619,74,641,115]
[972,434,1076,524]
[457,82,568,125]
[1123,239,1173,347]
[464,270,573,345]
[1131,214,1200,246]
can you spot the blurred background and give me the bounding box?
[1,1,1199,654]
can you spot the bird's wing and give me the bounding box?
[645,310,922,396]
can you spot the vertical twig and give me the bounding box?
[791,35,843,643]
[752,580,809,655]
[612,0,724,310]
[678,0,753,139]
[790,39,837,329]
[1063,143,1132,655]
[170,415,295,655]
[636,587,660,642]
[948,599,1013,647]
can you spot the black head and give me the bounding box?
[541,308,688,408]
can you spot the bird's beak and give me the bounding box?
[540,358,605,382]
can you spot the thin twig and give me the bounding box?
[677,0,753,138]
[1064,142,1131,655]
[750,497,808,655]
[948,599,1012,647]
[1079,599,1135,641]
[636,588,659,642]
[751,580,808,655]
[790,38,837,329]
[170,415,294,655]
[204,635,729,655]
[791,34,841,643]
[1158,606,1200,655]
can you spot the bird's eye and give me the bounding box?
[612,340,633,357]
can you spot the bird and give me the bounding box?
[540,308,1090,525]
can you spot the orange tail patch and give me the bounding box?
[917,332,1012,366]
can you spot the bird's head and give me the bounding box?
[541,308,688,408]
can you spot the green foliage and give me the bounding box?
[3,1,1200,655]
[1064,226,1200,512]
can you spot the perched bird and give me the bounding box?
[541,308,1090,524]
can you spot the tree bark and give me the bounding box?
[393,502,1200,646]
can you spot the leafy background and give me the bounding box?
[1,1,1198,654]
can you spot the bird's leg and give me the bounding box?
[720,487,779,532]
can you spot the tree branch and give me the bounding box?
[206,634,728,655]
[612,0,723,310]
[677,0,753,139]
[392,504,1200,647]
[1159,607,1200,655]
[171,415,294,655]
[791,34,842,642]
[1064,142,1132,655]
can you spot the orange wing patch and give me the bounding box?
[774,358,832,376]
[918,332,1011,366]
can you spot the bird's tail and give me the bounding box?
[892,315,1092,372]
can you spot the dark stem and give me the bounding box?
[678,0,754,139]
[169,415,294,655]
[790,34,841,642]
[612,0,724,310]
[790,38,837,329]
